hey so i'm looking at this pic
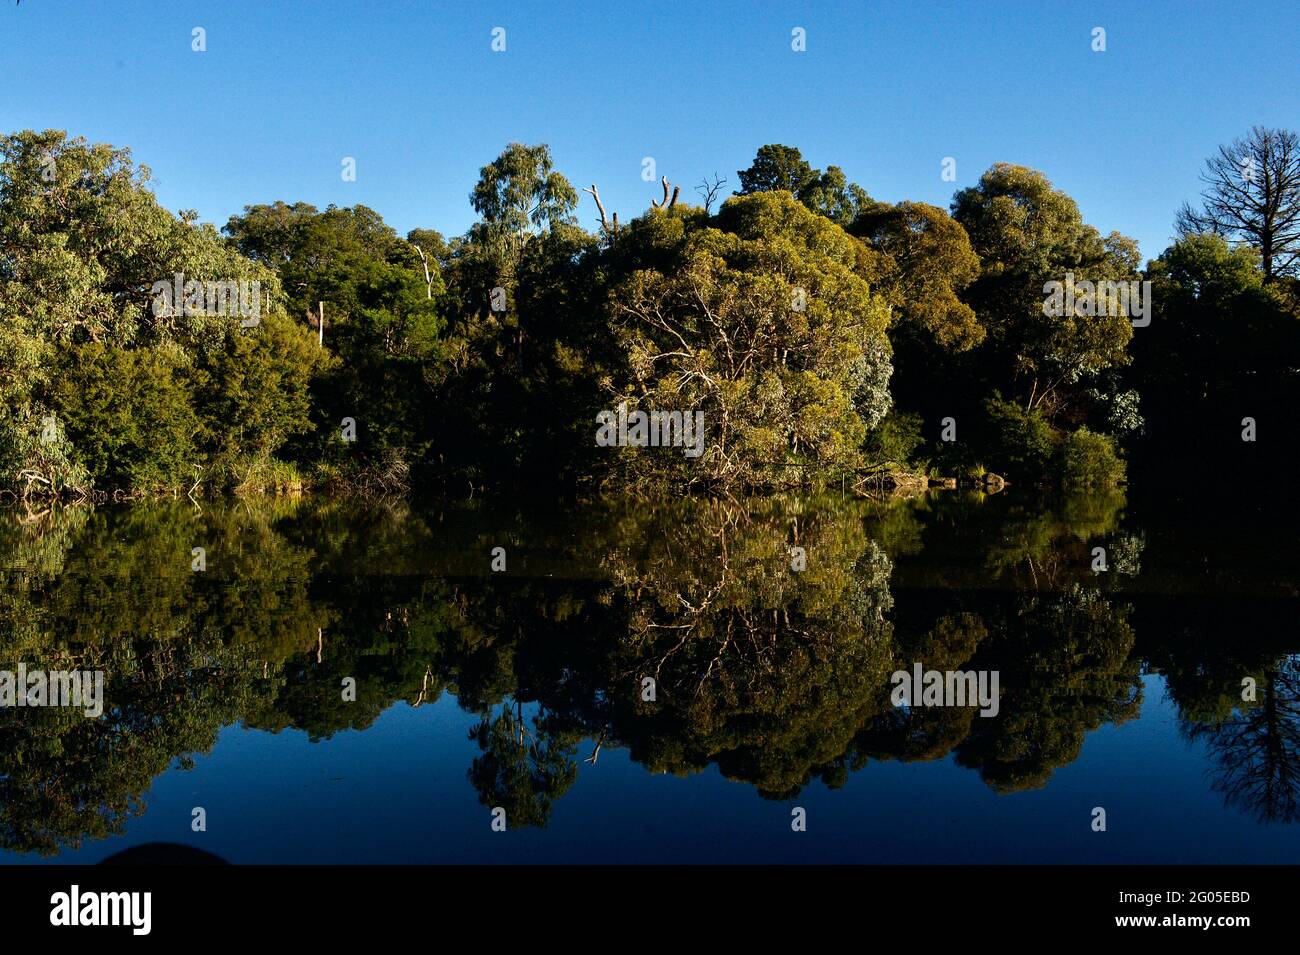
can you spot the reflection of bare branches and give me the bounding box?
[16,506,52,527]
[412,666,432,707]
[584,729,607,765]
[696,621,734,696]
[1186,658,1300,823]
[188,465,203,506]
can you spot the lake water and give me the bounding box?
[1,489,1296,864]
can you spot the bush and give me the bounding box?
[1057,427,1126,488]
[195,311,329,488]
[52,344,200,491]
[981,396,1059,482]
[0,408,91,498]
[863,410,925,466]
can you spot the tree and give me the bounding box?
[953,586,1142,793]
[224,202,441,356]
[433,142,600,487]
[225,201,448,489]
[1133,233,1300,470]
[736,145,870,226]
[694,173,728,214]
[736,144,818,196]
[583,494,896,799]
[194,310,329,489]
[0,130,287,495]
[952,163,1138,421]
[1185,657,1300,824]
[466,142,578,282]
[1176,127,1300,282]
[51,344,200,490]
[434,145,583,467]
[405,228,448,299]
[467,701,578,829]
[0,502,328,854]
[800,165,871,226]
[850,200,983,351]
[605,192,893,489]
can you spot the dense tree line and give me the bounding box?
[2,127,1296,499]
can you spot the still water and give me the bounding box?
[0,490,1296,864]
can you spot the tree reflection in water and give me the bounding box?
[0,490,1295,853]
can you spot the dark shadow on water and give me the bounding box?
[99,843,229,865]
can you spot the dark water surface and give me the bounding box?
[1,490,1296,864]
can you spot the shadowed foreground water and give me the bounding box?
[0,490,1296,863]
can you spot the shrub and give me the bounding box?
[52,344,200,491]
[863,410,926,466]
[195,311,329,488]
[981,396,1059,482]
[0,409,91,498]
[1057,427,1126,488]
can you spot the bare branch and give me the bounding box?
[652,175,671,209]
[1178,126,1300,281]
[695,173,728,213]
[581,183,613,238]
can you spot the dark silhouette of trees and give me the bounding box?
[1176,126,1300,282]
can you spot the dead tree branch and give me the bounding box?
[582,183,617,240]
[652,175,680,210]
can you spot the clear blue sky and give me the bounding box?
[3,0,1297,264]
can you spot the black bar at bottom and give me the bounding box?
[0,863,1284,941]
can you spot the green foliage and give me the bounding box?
[863,410,926,466]
[1057,427,1126,488]
[603,193,892,489]
[195,311,329,489]
[3,129,1294,495]
[471,142,579,237]
[6,489,1299,847]
[467,702,578,828]
[0,410,90,498]
[735,144,870,225]
[972,400,1126,487]
[465,142,579,285]
[1133,232,1300,473]
[223,201,453,488]
[953,586,1141,792]
[850,200,984,351]
[52,344,199,490]
[981,396,1060,482]
[952,163,1137,420]
[0,130,307,496]
[736,144,818,196]
[1175,126,1300,283]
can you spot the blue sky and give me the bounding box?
[3,0,1297,264]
